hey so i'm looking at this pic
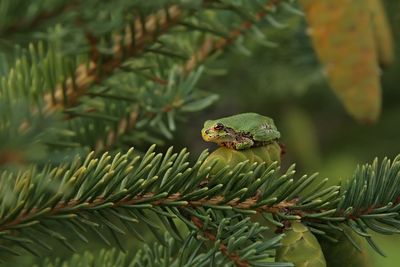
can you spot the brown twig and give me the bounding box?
[43,5,183,113]
[47,0,283,114]
[0,192,298,232]
[191,216,249,267]
[183,0,282,74]
[0,149,25,165]
[84,31,100,65]
[94,107,139,152]
[0,1,77,36]
[1,182,396,237]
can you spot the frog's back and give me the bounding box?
[220,113,279,141]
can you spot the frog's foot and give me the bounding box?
[234,138,254,150]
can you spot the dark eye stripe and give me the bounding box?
[214,123,224,130]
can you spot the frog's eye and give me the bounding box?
[214,123,224,130]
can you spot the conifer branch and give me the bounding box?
[93,108,139,152]
[191,216,250,267]
[1,146,400,257]
[0,1,76,36]
[0,191,298,233]
[73,66,217,151]
[36,220,288,267]
[43,5,183,113]
[41,0,288,114]
[184,0,283,73]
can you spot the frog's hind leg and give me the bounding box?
[253,125,280,142]
[234,137,254,150]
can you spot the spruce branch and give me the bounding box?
[187,214,288,267]
[1,146,400,257]
[191,216,252,267]
[0,97,82,166]
[44,0,289,113]
[184,0,285,73]
[67,66,218,151]
[36,222,288,267]
[0,0,74,36]
[43,5,183,113]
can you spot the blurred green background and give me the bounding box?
[174,1,400,266]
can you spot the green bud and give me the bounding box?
[201,142,281,173]
[276,222,327,267]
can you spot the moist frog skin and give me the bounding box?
[201,113,280,150]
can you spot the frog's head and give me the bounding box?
[201,120,236,144]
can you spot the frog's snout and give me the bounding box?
[201,129,213,141]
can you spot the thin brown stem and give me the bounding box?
[191,216,250,267]
[0,192,297,232]
[94,107,139,152]
[43,5,183,113]
[183,0,283,74]
[0,149,25,165]
[0,1,77,36]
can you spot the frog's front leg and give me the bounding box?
[234,137,254,150]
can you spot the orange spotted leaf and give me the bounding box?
[368,0,395,67]
[300,0,381,123]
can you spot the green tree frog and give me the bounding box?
[201,113,283,171]
[201,113,281,150]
